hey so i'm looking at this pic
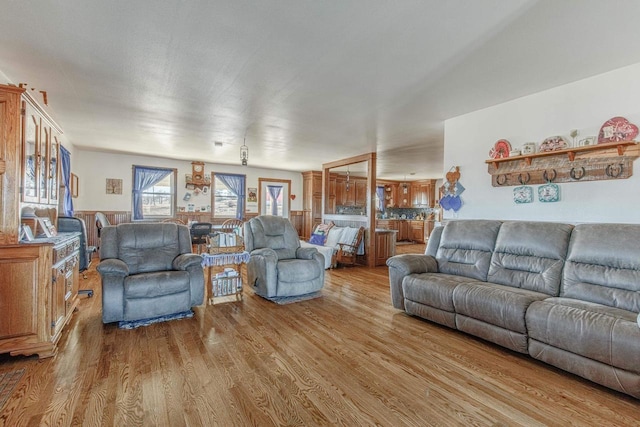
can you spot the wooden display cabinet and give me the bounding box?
[21,94,61,206]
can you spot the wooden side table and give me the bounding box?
[201,250,250,304]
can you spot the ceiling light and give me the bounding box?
[240,138,249,166]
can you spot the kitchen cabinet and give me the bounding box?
[375,230,396,266]
[355,180,367,207]
[411,180,435,208]
[335,176,366,207]
[397,220,409,241]
[383,184,397,208]
[397,183,411,208]
[410,220,425,244]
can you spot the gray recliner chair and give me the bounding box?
[244,215,325,301]
[97,222,204,324]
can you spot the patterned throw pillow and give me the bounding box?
[308,233,326,246]
[313,221,335,235]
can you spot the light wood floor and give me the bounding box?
[1,245,639,426]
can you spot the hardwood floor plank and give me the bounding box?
[1,251,639,426]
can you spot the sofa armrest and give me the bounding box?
[386,254,438,275]
[96,258,129,277]
[387,254,438,310]
[296,246,317,260]
[173,253,203,271]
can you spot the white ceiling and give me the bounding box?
[2,1,640,180]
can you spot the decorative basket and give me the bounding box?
[208,245,245,254]
[206,233,245,254]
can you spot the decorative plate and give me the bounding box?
[598,116,638,144]
[489,139,512,159]
[539,136,568,152]
[538,183,560,203]
[513,186,533,204]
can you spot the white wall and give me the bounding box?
[71,149,304,213]
[443,62,640,224]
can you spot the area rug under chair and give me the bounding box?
[118,310,194,329]
[0,368,25,410]
[264,291,323,305]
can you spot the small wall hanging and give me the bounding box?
[439,166,464,212]
[106,178,123,195]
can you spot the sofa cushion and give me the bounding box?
[453,282,549,334]
[436,220,502,281]
[527,297,640,374]
[124,271,190,298]
[308,233,326,246]
[562,223,640,312]
[403,273,478,312]
[277,258,323,283]
[116,223,182,274]
[325,227,344,248]
[487,221,573,295]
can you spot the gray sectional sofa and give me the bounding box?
[387,220,640,399]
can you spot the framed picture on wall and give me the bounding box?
[71,173,79,198]
[106,178,123,195]
[247,187,257,203]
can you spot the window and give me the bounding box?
[213,173,246,219]
[266,185,284,216]
[132,166,176,220]
[258,178,291,218]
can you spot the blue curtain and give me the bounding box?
[376,186,385,212]
[132,166,172,220]
[216,173,246,219]
[59,145,73,216]
[267,185,282,215]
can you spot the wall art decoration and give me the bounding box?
[70,173,79,198]
[598,116,638,143]
[538,183,560,203]
[489,139,511,159]
[247,187,257,203]
[539,136,568,152]
[439,166,464,212]
[106,178,123,195]
[513,186,533,204]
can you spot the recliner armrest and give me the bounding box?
[296,247,318,260]
[96,258,129,276]
[251,247,278,263]
[386,254,438,275]
[173,253,203,271]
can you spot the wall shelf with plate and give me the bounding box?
[486,141,640,187]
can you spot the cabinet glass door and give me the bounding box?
[39,125,49,203]
[49,135,59,203]
[22,104,39,202]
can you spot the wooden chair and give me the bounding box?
[220,218,244,235]
[336,226,365,267]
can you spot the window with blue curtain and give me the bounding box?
[267,185,283,216]
[376,185,385,213]
[214,173,246,219]
[132,165,176,220]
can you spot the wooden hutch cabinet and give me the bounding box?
[0,84,79,359]
[302,171,323,240]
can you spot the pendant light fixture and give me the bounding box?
[240,137,249,166]
[346,166,350,191]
